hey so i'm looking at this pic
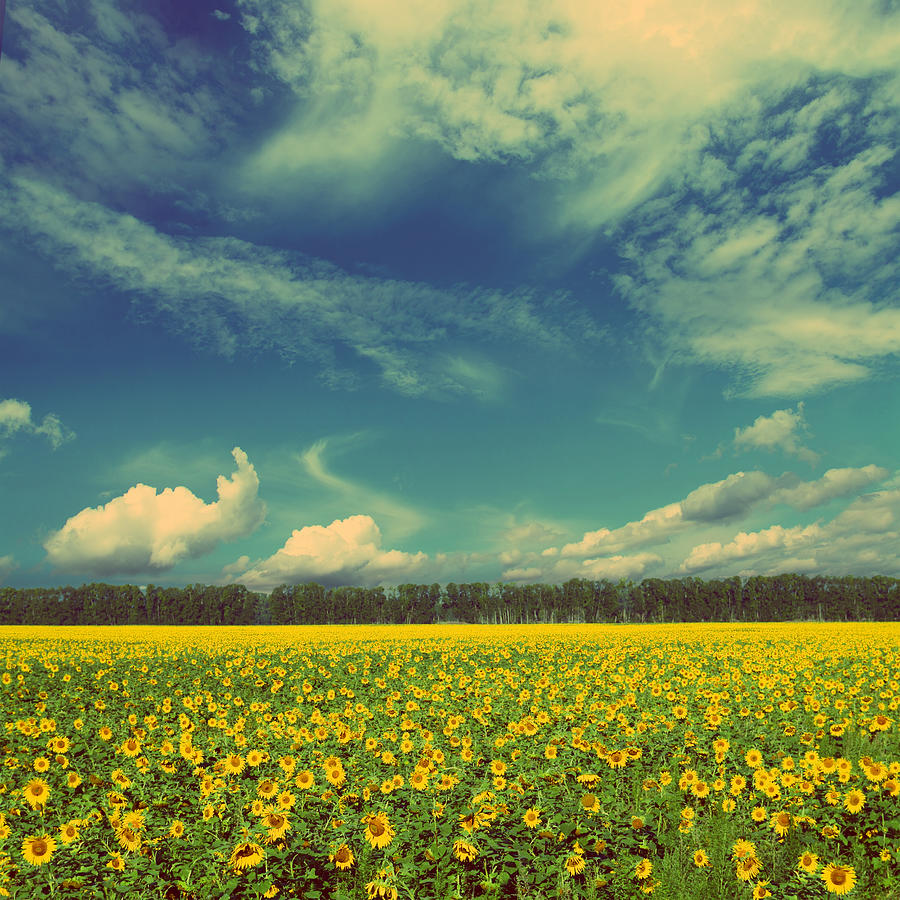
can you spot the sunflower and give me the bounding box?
[59,821,80,844]
[843,790,865,814]
[22,835,56,867]
[66,771,82,788]
[24,779,50,809]
[732,839,756,860]
[565,854,586,875]
[258,778,279,799]
[770,811,791,837]
[330,843,354,870]
[751,806,767,823]
[453,840,479,862]
[580,793,600,813]
[745,749,763,768]
[223,754,245,775]
[263,810,291,841]
[33,757,50,773]
[798,851,818,873]
[410,770,428,790]
[295,771,315,790]
[230,842,265,870]
[736,856,762,882]
[169,820,185,838]
[693,849,709,868]
[753,881,772,899]
[116,827,142,853]
[607,750,627,768]
[635,859,652,880]
[364,813,395,849]
[120,738,141,757]
[107,852,125,871]
[691,780,710,799]
[821,863,856,895]
[522,807,541,828]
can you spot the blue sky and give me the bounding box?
[1,0,898,591]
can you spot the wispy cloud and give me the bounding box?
[0,176,595,398]
[299,437,426,540]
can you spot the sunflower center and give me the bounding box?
[337,847,350,862]
[236,845,256,859]
[32,839,48,856]
[369,820,385,836]
[30,785,43,796]
[832,869,847,885]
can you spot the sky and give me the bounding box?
[0,0,898,593]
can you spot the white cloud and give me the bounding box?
[0,555,16,584]
[680,488,900,576]
[615,77,899,397]
[236,0,898,230]
[299,437,426,539]
[0,398,74,450]
[772,465,888,510]
[44,447,265,575]
[503,551,662,584]
[734,403,817,462]
[234,514,434,590]
[0,176,591,398]
[680,472,779,522]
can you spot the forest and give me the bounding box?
[0,573,898,625]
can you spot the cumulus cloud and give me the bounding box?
[680,488,900,576]
[772,465,888,510]
[0,398,74,450]
[234,514,435,590]
[734,403,817,462]
[680,472,779,522]
[503,552,662,584]
[44,447,265,575]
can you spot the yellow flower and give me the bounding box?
[22,834,56,867]
[522,807,541,828]
[693,849,709,868]
[107,852,125,871]
[843,789,865,814]
[798,851,818,873]
[295,770,314,790]
[364,813,395,849]
[565,854,586,875]
[770,810,791,837]
[59,821,80,845]
[229,842,265,870]
[453,839,479,862]
[330,843,354,870]
[169,820,185,838]
[736,856,762,882]
[821,863,856,895]
[635,859,652,880]
[753,881,772,899]
[24,779,50,809]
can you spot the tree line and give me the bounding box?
[0,573,898,625]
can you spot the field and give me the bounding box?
[1,623,898,900]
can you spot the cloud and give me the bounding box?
[615,75,899,397]
[0,176,594,398]
[503,552,662,584]
[680,487,900,576]
[0,555,16,584]
[233,514,435,589]
[734,403,817,463]
[0,398,75,450]
[772,465,888,510]
[44,448,265,575]
[299,437,426,539]
[237,0,898,230]
[680,472,779,522]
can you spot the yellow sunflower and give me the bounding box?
[635,859,652,880]
[24,779,50,809]
[565,854,586,875]
[59,821,80,845]
[364,813,395,849]
[821,863,856,895]
[22,835,56,867]
[843,790,865,814]
[522,807,541,828]
[453,840,479,862]
[798,851,818,873]
[229,842,265,870]
[736,856,762,882]
[693,849,709,867]
[330,843,354,870]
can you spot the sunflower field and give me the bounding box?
[2,623,899,900]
